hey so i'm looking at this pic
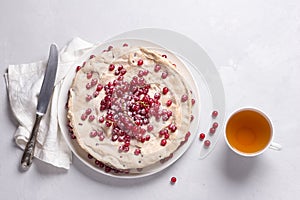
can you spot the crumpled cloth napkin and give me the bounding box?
[5,37,95,169]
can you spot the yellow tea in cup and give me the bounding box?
[225,108,275,156]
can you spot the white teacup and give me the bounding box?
[224,107,281,157]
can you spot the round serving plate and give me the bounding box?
[58,29,225,178]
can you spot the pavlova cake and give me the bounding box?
[67,43,195,174]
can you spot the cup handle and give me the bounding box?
[269,142,282,151]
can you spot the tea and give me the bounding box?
[225,109,272,154]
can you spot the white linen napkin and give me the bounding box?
[5,37,95,169]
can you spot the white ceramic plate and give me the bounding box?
[58,29,225,178]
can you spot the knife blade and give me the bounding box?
[20,44,59,170]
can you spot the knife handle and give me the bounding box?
[20,114,43,171]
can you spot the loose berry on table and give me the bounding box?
[204,140,211,147]
[199,133,205,140]
[212,110,218,118]
[170,176,177,184]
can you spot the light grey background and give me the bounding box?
[1,0,300,199]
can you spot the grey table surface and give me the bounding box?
[1,0,300,199]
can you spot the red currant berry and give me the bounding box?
[147,125,154,132]
[109,64,115,71]
[154,65,161,72]
[185,132,191,141]
[164,132,170,139]
[199,133,205,140]
[104,166,111,173]
[168,123,177,132]
[191,98,196,105]
[160,139,167,146]
[134,148,141,155]
[118,65,123,71]
[86,83,91,89]
[87,72,93,79]
[76,66,81,72]
[162,87,169,95]
[166,100,172,107]
[212,122,218,128]
[81,114,87,120]
[137,59,143,66]
[170,176,177,184]
[96,84,103,91]
[212,110,218,118]
[86,95,92,102]
[204,140,211,147]
[145,135,151,141]
[181,94,188,102]
[114,70,120,76]
[93,91,99,97]
[105,121,112,127]
[161,71,168,79]
[154,93,161,100]
[90,131,97,137]
[209,127,216,134]
[98,116,104,123]
[85,108,92,115]
[190,115,194,122]
[95,159,100,165]
[88,115,95,121]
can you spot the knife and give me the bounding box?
[20,44,59,170]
